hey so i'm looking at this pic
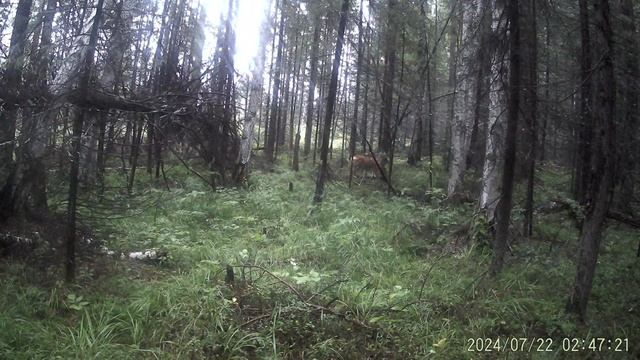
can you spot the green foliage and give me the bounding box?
[65,293,90,312]
[1,158,638,359]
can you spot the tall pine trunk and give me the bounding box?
[566,0,616,321]
[379,0,397,155]
[314,0,350,204]
[522,0,538,237]
[574,0,593,204]
[490,0,521,276]
[0,0,34,221]
[66,0,105,282]
[348,0,365,187]
[266,0,286,162]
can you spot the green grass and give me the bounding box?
[1,157,638,359]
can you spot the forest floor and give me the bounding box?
[1,155,639,359]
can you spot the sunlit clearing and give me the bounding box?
[202,0,270,75]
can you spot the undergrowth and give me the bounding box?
[1,158,638,359]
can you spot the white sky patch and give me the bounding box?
[202,0,269,75]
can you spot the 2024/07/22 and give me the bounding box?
[466,337,629,353]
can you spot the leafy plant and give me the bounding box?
[65,294,90,312]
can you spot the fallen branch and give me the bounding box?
[543,198,640,230]
[67,88,155,112]
[165,141,216,191]
[306,279,348,303]
[607,211,640,229]
[418,253,447,301]
[239,265,374,330]
[364,139,398,195]
[240,313,272,328]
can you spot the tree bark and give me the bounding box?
[379,0,397,154]
[266,0,287,162]
[574,0,594,205]
[5,0,57,220]
[304,18,321,158]
[566,0,616,321]
[522,0,538,237]
[66,0,105,282]
[262,0,280,149]
[0,0,34,221]
[349,0,365,188]
[490,0,521,276]
[539,15,551,163]
[314,0,350,204]
[446,0,464,196]
[361,25,371,154]
[616,0,639,213]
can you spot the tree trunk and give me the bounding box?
[289,37,303,153]
[314,0,350,204]
[379,0,397,155]
[237,2,271,181]
[237,84,259,183]
[293,58,307,171]
[616,0,639,213]
[479,1,506,224]
[303,18,321,158]
[574,0,594,205]
[262,0,280,149]
[540,15,551,163]
[313,49,329,165]
[388,29,407,194]
[128,116,143,193]
[348,0,365,187]
[408,2,429,167]
[4,0,57,220]
[0,0,34,221]
[361,25,371,154]
[465,0,493,176]
[446,0,463,196]
[66,0,105,282]
[566,0,616,321]
[266,0,286,162]
[490,0,521,276]
[278,43,293,150]
[522,0,538,237]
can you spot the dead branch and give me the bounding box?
[607,211,640,229]
[364,139,398,195]
[240,265,374,330]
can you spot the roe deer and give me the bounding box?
[351,153,387,183]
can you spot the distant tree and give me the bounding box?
[237,2,271,182]
[266,0,287,162]
[348,0,366,187]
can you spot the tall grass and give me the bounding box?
[1,159,638,359]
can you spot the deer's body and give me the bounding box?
[351,154,387,180]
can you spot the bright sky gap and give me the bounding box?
[202,0,270,75]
